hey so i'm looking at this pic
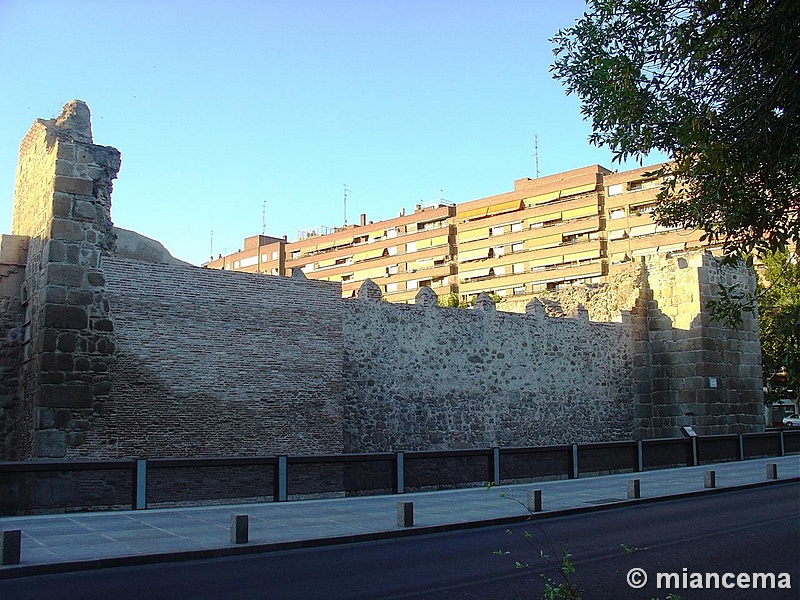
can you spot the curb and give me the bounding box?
[1,477,797,580]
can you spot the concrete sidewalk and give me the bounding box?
[1,455,797,578]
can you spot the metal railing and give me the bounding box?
[1,430,797,515]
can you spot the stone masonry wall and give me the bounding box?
[635,252,764,437]
[10,101,121,459]
[343,285,635,452]
[100,258,344,458]
[0,236,27,459]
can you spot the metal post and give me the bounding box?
[492,447,500,486]
[395,451,405,494]
[780,431,785,457]
[738,433,745,461]
[571,444,579,479]
[691,436,698,467]
[134,459,147,510]
[276,455,288,502]
[636,440,643,473]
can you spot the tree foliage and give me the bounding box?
[758,251,800,403]
[551,0,800,260]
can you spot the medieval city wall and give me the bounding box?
[0,101,765,462]
[99,258,345,458]
[343,286,635,451]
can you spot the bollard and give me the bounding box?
[1,530,21,565]
[397,501,414,527]
[627,479,641,499]
[230,515,249,544]
[766,463,778,480]
[704,470,716,488]
[527,489,543,512]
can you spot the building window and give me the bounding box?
[511,242,523,253]
[272,251,279,260]
[406,242,416,253]
[490,225,505,236]
[513,263,525,274]
[609,208,625,220]
[386,282,399,293]
[407,279,418,290]
[608,184,623,196]
[387,264,399,275]
[511,221,523,233]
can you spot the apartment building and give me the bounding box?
[455,165,609,303]
[204,163,711,303]
[283,205,457,302]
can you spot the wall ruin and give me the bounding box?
[0,101,766,461]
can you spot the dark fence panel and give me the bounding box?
[147,458,276,508]
[342,455,396,496]
[578,441,638,475]
[743,432,782,458]
[698,435,740,464]
[784,430,800,454]
[642,438,692,469]
[0,461,133,515]
[404,450,492,491]
[499,445,572,482]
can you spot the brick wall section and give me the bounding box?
[342,291,635,451]
[10,101,121,458]
[100,258,344,458]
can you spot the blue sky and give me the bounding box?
[0,0,666,265]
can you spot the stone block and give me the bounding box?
[35,429,67,458]
[230,514,249,544]
[53,176,93,196]
[38,383,93,408]
[42,304,88,330]
[56,142,76,160]
[526,489,542,512]
[1,530,21,565]
[41,352,74,372]
[50,218,84,242]
[766,463,778,480]
[704,470,716,488]
[45,263,84,287]
[397,501,414,527]
[627,479,641,499]
[72,200,97,221]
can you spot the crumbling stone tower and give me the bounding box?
[10,100,121,459]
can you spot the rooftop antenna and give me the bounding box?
[210,230,213,261]
[534,133,540,178]
[343,183,349,226]
[262,200,267,235]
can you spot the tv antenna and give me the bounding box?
[534,133,540,178]
[262,200,267,235]
[343,183,349,226]
[209,230,213,260]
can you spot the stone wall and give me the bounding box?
[100,258,344,458]
[634,252,764,437]
[343,285,635,451]
[505,253,765,438]
[0,236,28,459]
[0,101,765,462]
[10,101,121,459]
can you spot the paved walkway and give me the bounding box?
[1,455,797,578]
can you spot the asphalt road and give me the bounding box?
[2,482,798,600]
